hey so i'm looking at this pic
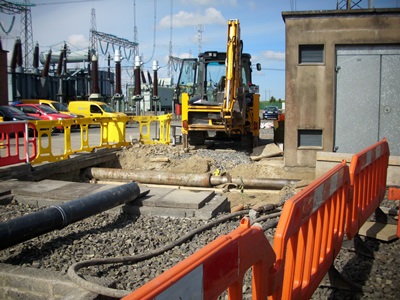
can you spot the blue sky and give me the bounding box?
[1,0,399,100]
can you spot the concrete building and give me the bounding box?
[282,8,400,167]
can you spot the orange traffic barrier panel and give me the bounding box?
[0,121,36,167]
[346,139,390,239]
[268,161,350,300]
[388,187,400,238]
[123,217,276,300]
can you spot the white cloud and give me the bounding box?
[67,34,88,50]
[159,7,225,28]
[180,0,237,6]
[261,50,285,61]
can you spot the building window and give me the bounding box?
[298,129,323,148]
[299,45,324,64]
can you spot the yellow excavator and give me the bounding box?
[177,19,261,149]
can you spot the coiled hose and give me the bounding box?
[68,209,281,298]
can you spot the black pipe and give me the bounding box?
[33,42,39,70]
[17,39,22,68]
[91,54,99,94]
[0,182,140,250]
[147,70,152,85]
[141,70,147,84]
[41,49,51,78]
[10,38,19,71]
[153,64,158,97]
[63,44,67,75]
[56,47,64,75]
[115,58,122,95]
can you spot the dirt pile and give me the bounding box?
[111,143,316,209]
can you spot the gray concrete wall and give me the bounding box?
[282,9,400,167]
[316,152,400,187]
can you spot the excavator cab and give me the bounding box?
[175,52,255,105]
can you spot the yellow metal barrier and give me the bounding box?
[30,114,172,165]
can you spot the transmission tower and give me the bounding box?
[89,7,138,61]
[197,24,203,55]
[336,0,369,9]
[168,0,173,77]
[90,8,97,53]
[20,0,34,70]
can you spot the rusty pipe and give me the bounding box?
[84,168,299,190]
[85,168,212,187]
[211,176,299,190]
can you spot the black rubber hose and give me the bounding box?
[68,210,250,298]
[0,182,141,250]
[252,211,282,231]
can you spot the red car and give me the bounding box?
[15,103,76,132]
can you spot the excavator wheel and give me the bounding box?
[241,133,256,151]
[188,131,207,145]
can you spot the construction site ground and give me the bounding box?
[106,122,316,211]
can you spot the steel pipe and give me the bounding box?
[85,168,299,190]
[85,168,212,187]
[0,182,140,250]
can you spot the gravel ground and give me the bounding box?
[0,197,399,299]
[0,126,399,299]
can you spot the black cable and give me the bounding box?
[252,211,282,231]
[68,210,249,298]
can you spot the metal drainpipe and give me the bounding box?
[0,182,141,250]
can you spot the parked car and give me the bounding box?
[0,105,41,122]
[0,105,41,136]
[15,104,76,132]
[21,99,83,118]
[263,106,279,120]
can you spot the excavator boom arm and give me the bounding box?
[224,19,242,114]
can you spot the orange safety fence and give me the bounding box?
[388,187,400,238]
[0,121,37,167]
[346,139,390,239]
[123,217,276,300]
[268,161,350,300]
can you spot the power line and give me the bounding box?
[34,0,102,5]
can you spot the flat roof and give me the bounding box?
[282,8,400,22]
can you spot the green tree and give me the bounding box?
[269,96,277,103]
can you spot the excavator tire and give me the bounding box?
[241,133,255,150]
[188,131,207,145]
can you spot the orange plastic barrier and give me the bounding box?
[346,139,390,239]
[123,217,276,300]
[388,187,400,238]
[0,121,36,167]
[268,162,350,300]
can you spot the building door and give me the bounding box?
[335,46,400,155]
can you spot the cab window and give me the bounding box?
[90,105,102,114]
